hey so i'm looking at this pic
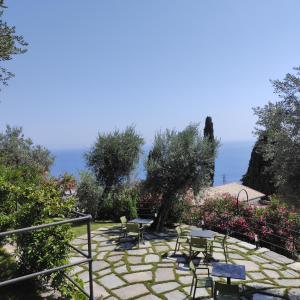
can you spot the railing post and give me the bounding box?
[87,216,94,300]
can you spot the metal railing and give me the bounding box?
[0,213,94,299]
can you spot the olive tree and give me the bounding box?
[145,124,218,231]
[85,126,144,190]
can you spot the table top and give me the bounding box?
[190,228,216,239]
[211,263,246,280]
[129,218,154,225]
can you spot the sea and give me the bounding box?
[50,141,255,186]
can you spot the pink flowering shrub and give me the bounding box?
[200,194,300,256]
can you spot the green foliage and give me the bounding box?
[86,125,144,189]
[145,123,218,231]
[203,116,216,186]
[112,186,138,221]
[0,165,78,298]
[0,1,27,89]
[201,195,300,255]
[101,185,138,221]
[253,67,300,197]
[77,171,103,219]
[0,126,54,174]
[242,135,276,195]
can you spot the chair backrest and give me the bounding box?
[126,222,139,233]
[189,260,196,274]
[190,236,207,248]
[120,216,127,225]
[214,282,239,298]
[176,226,182,237]
[221,233,228,247]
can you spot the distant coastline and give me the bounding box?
[50,140,255,186]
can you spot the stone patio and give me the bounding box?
[70,226,300,300]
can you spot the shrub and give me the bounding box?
[0,165,78,298]
[201,194,300,255]
[77,172,103,219]
[100,185,138,221]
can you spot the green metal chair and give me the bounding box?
[213,282,239,300]
[120,216,127,238]
[189,236,208,261]
[210,232,229,263]
[174,226,189,254]
[126,222,143,248]
[189,260,213,299]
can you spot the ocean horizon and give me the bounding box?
[50,140,255,186]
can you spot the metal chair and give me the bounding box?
[126,222,143,248]
[189,236,208,261]
[189,260,213,299]
[119,216,127,239]
[174,226,189,254]
[210,232,229,263]
[214,282,239,300]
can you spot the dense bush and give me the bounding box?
[0,165,79,298]
[100,185,138,221]
[77,172,103,219]
[200,194,300,255]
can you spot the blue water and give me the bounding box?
[51,141,254,186]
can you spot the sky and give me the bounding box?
[0,0,300,149]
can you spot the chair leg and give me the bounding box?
[190,276,194,295]
[174,238,178,254]
[224,246,227,263]
[193,280,197,300]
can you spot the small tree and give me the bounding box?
[145,124,218,231]
[203,116,216,186]
[0,126,54,173]
[86,126,144,190]
[77,172,103,219]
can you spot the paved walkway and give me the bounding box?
[70,226,300,300]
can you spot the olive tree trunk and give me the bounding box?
[152,194,174,232]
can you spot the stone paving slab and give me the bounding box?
[155,268,175,282]
[99,274,125,289]
[123,271,153,283]
[151,282,180,293]
[112,283,149,299]
[164,290,187,300]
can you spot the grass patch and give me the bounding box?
[71,221,119,237]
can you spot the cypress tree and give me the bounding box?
[204,116,215,186]
[241,135,276,195]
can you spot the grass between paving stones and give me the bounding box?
[71,221,118,237]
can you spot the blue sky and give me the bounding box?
[1,1,300,149]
